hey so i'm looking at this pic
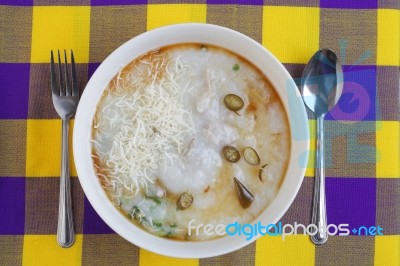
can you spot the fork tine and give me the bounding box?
[64,50,70,96]
[71,50,78,97]
[50,51,59,95]
[58,50,64,95]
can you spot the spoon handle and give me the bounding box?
[311,115,328,245]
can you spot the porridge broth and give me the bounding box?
[91,44,291,240]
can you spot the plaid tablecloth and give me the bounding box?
[1,0,399,265]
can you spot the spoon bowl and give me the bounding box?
[301,49,343,116]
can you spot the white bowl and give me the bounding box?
[73,23,309,258]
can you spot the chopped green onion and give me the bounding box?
[233,64,240,71]
[153,222,162,227]
[130,206,146,223]
[145,196,161,204]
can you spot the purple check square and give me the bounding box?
[91,0,147,5]
[84,196,114,234]
[88,63,101,80]
[326,65,376,121]
[0,63,30,119]
[326,177,376,236]
[0,0,33,5]
[0,177,25,235]
[320,0,377,9]
[207,0,263,5]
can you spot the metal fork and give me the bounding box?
[50,50,79,248]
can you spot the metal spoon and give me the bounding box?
[301,49,343,245]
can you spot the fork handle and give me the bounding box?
[57,118,75,248]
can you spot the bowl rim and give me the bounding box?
[73,23,309,258]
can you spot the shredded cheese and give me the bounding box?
[92,52,194,197]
